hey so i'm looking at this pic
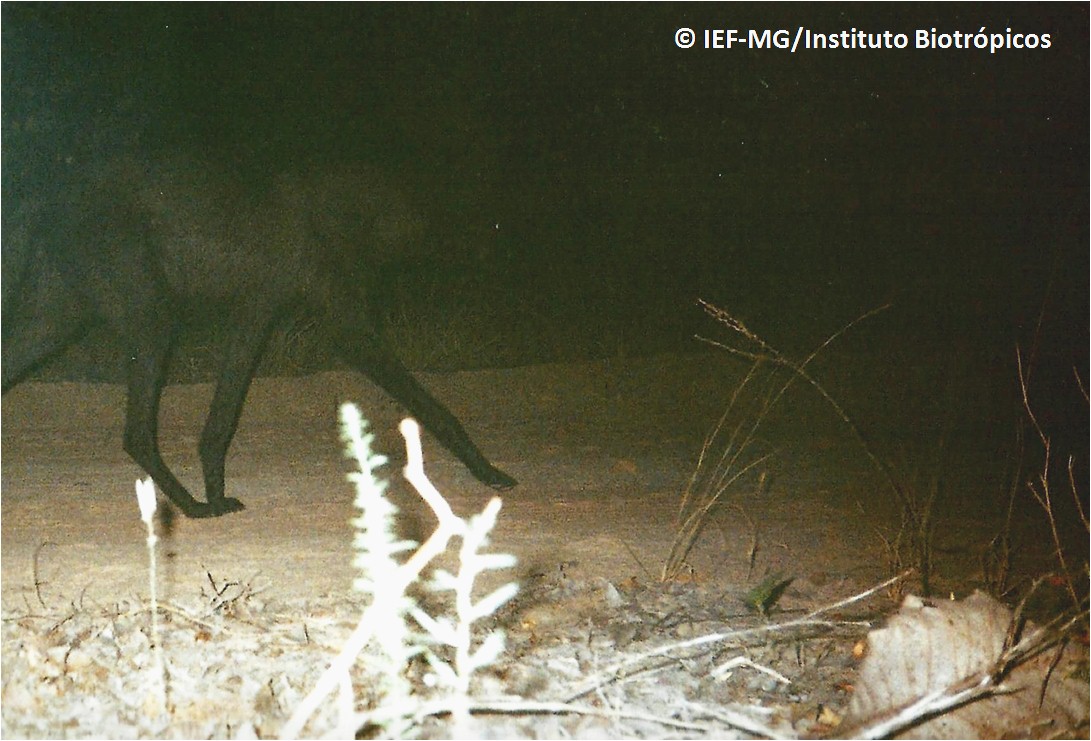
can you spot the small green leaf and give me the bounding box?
[743,573,794,615]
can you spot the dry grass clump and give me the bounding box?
[665,300,894,583]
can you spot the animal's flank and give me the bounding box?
[2,158,516,518]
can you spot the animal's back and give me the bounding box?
[35,158,424,315]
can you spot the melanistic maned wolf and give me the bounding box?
[1,158,516,517]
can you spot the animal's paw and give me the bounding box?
[481,466,518,491]
[188,497,246,518]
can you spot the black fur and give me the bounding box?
[2,159,516,518]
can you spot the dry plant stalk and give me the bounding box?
[878,455,943,598]
[1017,350,1089,610]
[135,477,168,720]
[982,429,1023,599]
[664,300,894,581]
[663,360,772,580]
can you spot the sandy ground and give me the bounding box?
[3,353,1087,739]
[2,354,906,612]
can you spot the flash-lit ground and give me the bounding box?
[1,350,1060,611]
[2,4,1087,737]
[2,351,1086,738]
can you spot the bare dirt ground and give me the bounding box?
[1,354,899,606]
[2,354,1085,738]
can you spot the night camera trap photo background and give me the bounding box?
[2,4,1087,738]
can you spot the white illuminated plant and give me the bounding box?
[135,477,168,718]
[410,494,518,735]
[282,406,516,739]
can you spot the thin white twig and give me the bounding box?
[711,655,792,685]
[354,697,718,734]
[680,699,788,739]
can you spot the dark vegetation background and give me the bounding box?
[2,5,1087,467]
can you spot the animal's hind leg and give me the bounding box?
[336,326,517,490]
[122,325,233,518]
[197,310,279,511]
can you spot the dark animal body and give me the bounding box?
[1,158,516,517]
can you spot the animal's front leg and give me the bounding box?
[122,325,225,517]
[198,308,281,510]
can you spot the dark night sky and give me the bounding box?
[2,3,1088,406]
